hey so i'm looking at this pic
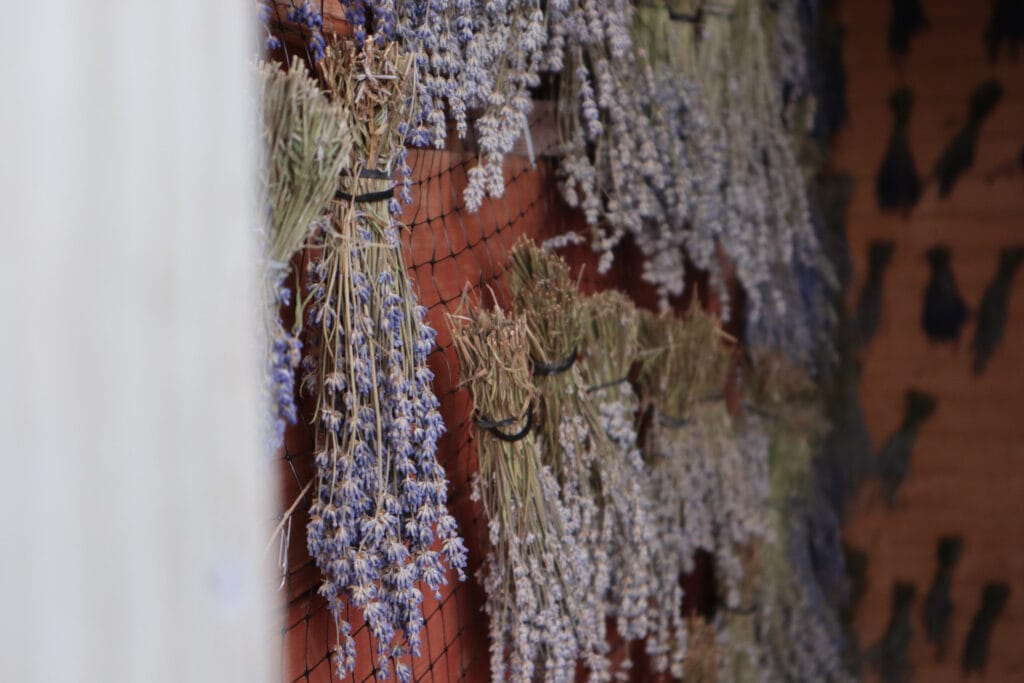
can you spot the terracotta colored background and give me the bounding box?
[835,1,1024,681]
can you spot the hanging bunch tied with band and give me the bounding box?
[256,56,352,452]
[509,242,657,679]
[450,304,597,683]
[741,354,854,682]
[630,0,728,307]
[299,39,467,681]
[699,0,831,346]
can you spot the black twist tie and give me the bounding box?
[532,347,578,377]
[586,376,631,393]
[336,168,395,203]
[702,5,734,19]
[719,601,758,615]
[668,10,701,23]
[335,187,396,204]
[339,168,392,180]
[475,407,534,443]
[657,411,691,429]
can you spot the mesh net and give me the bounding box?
[265,4,715,681]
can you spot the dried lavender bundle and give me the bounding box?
[509,243,656,680]
[336,0,550,211]
[579,292,658,649]
[546,0,686,288]
[699,0,831,349]
[450,304,594,683]
[302,39,467,681]
[631,0,729,307]
[636,305,730,676]
[257,57,352,450]
[745,358,854,683]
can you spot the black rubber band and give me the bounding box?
[702,6,734,19]
[657,392,725,427]
[532,347,578,377]
[657,411,691,428]
[741,400,778,421]
[335,186,396,204]
[586,376,631,393]
[340,168,392,180]
[668,10,701,22]
[719,601,758,615]
[475,407,534,443]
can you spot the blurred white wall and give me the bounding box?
[0,3,271,682]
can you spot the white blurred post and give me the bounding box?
[0,3,270,682]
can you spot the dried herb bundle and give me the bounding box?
[302,39,467,681]
[888,0,929,57]
[857,240,896,347]
[509,242,653,677]
[699,0,832,351]
[876,88,921,214]
[629,0,728,306]
[922,245,968,343]
[934,80,1004,198]
[450,304,595,683]
[868,582,916,683]
[743,354,852,683]
[962,582,1011,675]
[923,535,963,659]
[549,0,691,291]
[258,57,352,448]
[259,57,351,263]
[972,246,1024,374]
[876,389,937,507]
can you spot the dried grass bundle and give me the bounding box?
[449,303,595,683]
[509,242,655,675]
[257,57,351,448]
[258,57,351,263]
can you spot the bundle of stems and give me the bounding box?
[549,0,684,283]
[698,0,833,359]
[302,38,466,682]
[509,242,654,675]
[578,291,659,648]
[449,303,594,683]
[684,616,721,683]
[640,305,769,639]
[257,57,352,449]
[630,0,729,307]
[259,57,351,264]
[748,356,853,682]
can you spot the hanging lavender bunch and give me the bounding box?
[288,1,328,62]
[580,292,659,654]
[637,305,735,677]
[510,243,656,680]
[336,0,551,211]
[303,40,466,681]
[745,354,855,683]
[257,58,352,451]
[867,582,916,683]
[450,304,595,683]
[546,0,685,288]
[631,0,729,309]
[699,0,833,350]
